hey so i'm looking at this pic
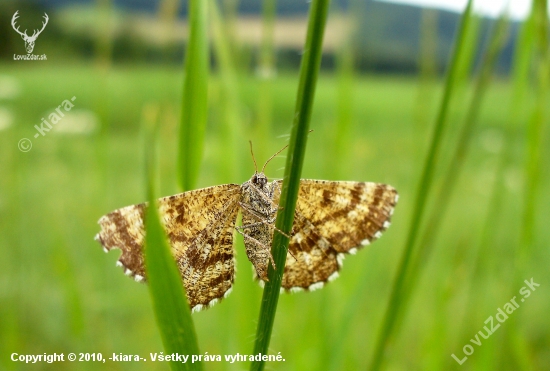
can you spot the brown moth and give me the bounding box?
[95,145,398,312]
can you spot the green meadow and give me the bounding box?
[1,61,548,370]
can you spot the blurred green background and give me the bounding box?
[0,0,548,370]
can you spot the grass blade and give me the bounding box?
[369,1,475,370]
[520,0,548,256]
[404,11,510,305]
[143,106,202,371]
[256,0,277,161]
[329,5,356,179]
[250,0,331,369]
[210,0,242,183]
[178,0,209,191]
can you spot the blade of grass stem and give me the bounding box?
[178,0,209,191]
[520,0,548,258]
[95,0,112,70]
[256,0,277,161]
[455,23,520,355]
[414,8,438,133]
[369,1,474,370]
[403,12,510,306]
[220,0,242,71]
[457,4,544,368]
[454,12,481,84]
[143,106,202,371]
[509,1,549,367]
[329,13,355,179]
[210,0,242,182]
[250,0,331,369]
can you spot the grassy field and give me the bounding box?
[0,63,548,370]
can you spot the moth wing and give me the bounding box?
[270,180,397,290]
[96,184,241,311]
[294,180,397,251]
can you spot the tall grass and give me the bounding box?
[521,0,548,261]
[250,0,331,369]
[256,0,277,162]
[509,0,549,368]
[404,11,511,308]
[3,0,550,369]
[94,0,113,70]
[329,2,356,179]
[210,0,242,183]
[144,0,210,368]
[178,0,209,191]
[369,1,475,369]
[143,106,202,371]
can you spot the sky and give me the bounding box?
[380,0,533,20]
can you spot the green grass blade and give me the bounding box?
[414,8,438,132]
[210,0,242,183]
[329,11,355,179]
[369,1,474,370]
[143,107,202,371]
[250,0,331,370]
[404,11,510,304]
[94,0,113,70]
[256,0,277,161]
[521,0,548,255]
[178,0,209,191]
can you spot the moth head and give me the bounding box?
[251,172,268,188]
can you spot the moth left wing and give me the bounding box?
[294,180,398,252]
[270,179,398,291]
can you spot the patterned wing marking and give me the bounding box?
[96,184,241,311]
[281,212,340,291]
[96,204,147,279]
[295,180,398,252]
[266,179,397,290]
[170,188,241,310]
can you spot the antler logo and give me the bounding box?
[11,11,49,54]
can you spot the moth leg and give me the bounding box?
[250,184,282,210]
[235,227,277,270]
[236,226,297,267]
[238,202,291,239]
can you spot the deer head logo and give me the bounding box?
[11,11,49,54]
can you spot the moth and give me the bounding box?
[95,145,398,312]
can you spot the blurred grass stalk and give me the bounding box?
[178,0,209,191]
[143,105,202,371]
[520,0,548,262]
[210,0,241,182]
[142,0,210,367]
[256,0,277,161]
[509,0,549,368]
[95,0,113,70]
[94,0,113,208]
[455,5,536,367]
[403,11,510,308]
[322,2,360,368]
[329,1,357,179]
[414,8,437,132]
[369,1,475,370]
[250,0,331,370]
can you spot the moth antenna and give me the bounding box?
[261,144,289,172]
[249,140,258,173]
